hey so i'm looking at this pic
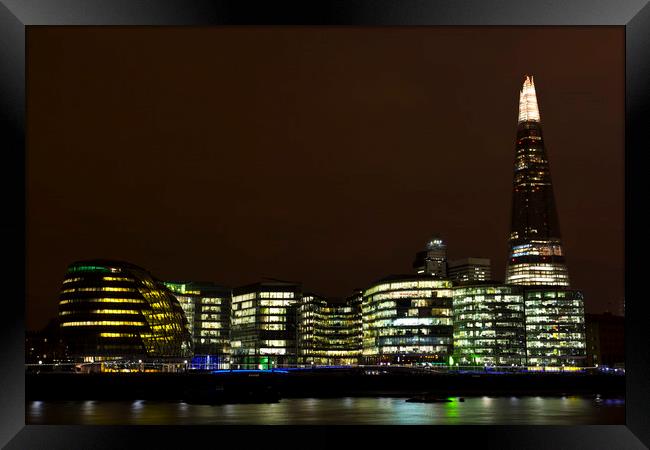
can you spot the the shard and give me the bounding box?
[506,76,570,286]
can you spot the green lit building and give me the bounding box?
[163,281,232,367]
[362,275,453,365]
[297,291,362,366]
[57,260,192,362]
[452,283,526,367]
[230,281,301,369]
[524,287,586,370]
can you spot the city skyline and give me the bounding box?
[27,27,624,330]
[45,80,592,369]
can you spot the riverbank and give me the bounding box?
[26,369,625,402]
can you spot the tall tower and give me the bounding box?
[413,235,447,278]
[505,76,570,286]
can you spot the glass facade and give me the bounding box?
[163,284,196,337]
[164,281,232,368]
[230,282,300,369]
[506,76,570,287]
[58,260,192,361]
[297,291,362,365]
[362,275,453,365]
[524,288,586,369]
[452,284,526,366]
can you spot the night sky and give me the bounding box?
[27,27,624,330]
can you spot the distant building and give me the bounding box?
[230,281,301,369]
[362,275,453,365]
[26,318,69,369]
[163,282,197,337]
[164,281,232,369]
[296,293,325,365]
[297,291,362,366]
[413,235,448,277]
[505,76,570,287]
[57,260,192,363]
[524,287,586,369]
[585,312,624,368]
[452,283,526,367]
[448,258,492,283]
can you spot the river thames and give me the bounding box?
[27,396,624,425]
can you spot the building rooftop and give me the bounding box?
[518,75,541,123]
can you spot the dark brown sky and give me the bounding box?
[27,27,624,330]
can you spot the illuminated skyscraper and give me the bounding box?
[506,76,570,286]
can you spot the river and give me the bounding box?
[27,396,624,425]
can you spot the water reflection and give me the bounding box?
[26,396,624,425]
[442,400,459,424]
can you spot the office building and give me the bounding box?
[448,258,492,283]
[164,281,232,369]
[413,235,448,277]
[452,283,526,366]
[524,287,586,369]
[163,282,197,337]
[230,281,301,369]
[297,291,362,366]
[362,275,453,365]
[505,76,570,287]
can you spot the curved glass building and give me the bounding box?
[362,275,453,365]
[297,292,362,366]
[58,260,192,361]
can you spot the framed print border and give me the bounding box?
[1,0,648,448]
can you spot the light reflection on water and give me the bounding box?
[26,396,624,425]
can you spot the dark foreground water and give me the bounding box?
[27,396,624,425]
